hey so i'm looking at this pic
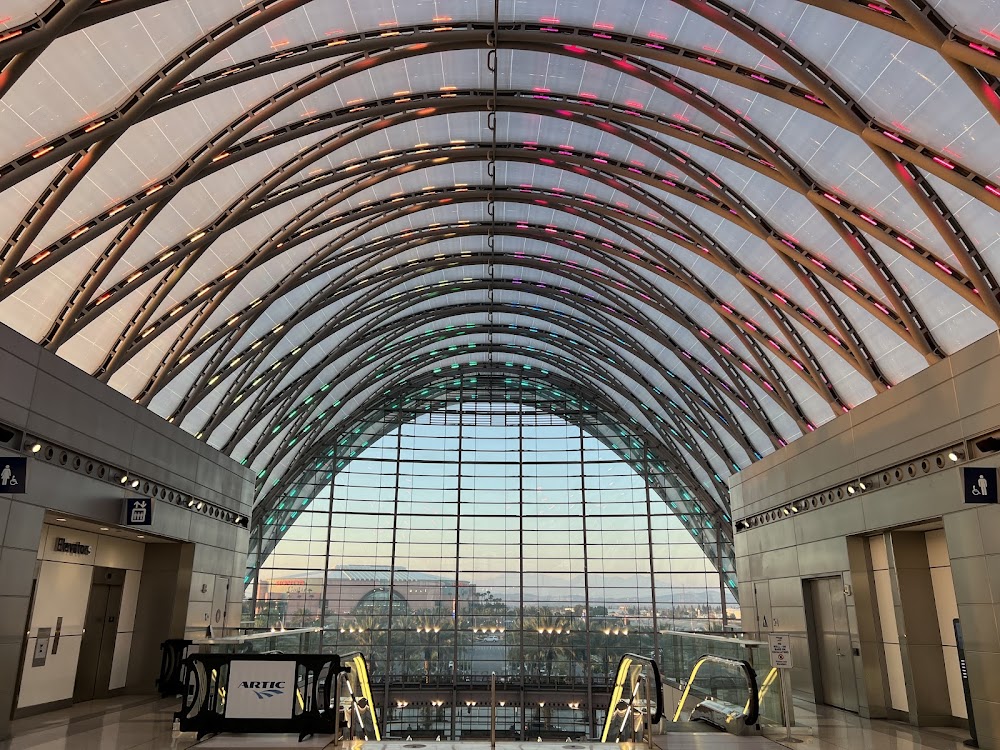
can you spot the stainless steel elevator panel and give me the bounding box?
[73,568,124,703]
[809,576,859,713]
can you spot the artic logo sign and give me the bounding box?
[225,661,295,719]
[239,680,286,699]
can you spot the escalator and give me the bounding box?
[336,652,382,741]
[602,652,770,739]
[601,653,664,742]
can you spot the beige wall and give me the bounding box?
[730,330,1000,743]
[0,322,252,738]
[18,524,144,709]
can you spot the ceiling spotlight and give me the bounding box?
[100,527,109,531]
[137,535,145,539]
[119,474,129,484]
[847,485,856,495]
[55,517,66,522]
[29,442,41,453]
[948,451,963,462]
[977,436,1000,454]
[188,499,196,508]
[196,501,205,511]
[234,516,242,524]
[130,479,140,488]
[858,481,868,491]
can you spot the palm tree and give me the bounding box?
[522,614,575,680]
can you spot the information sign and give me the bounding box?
[768,633,793,669]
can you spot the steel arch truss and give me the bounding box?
[2,1,999,593]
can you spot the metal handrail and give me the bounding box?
[672,653,760,726]
[600,653,663,742]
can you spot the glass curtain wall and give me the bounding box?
[246,397,738,737]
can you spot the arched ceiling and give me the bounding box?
[2,1,1000,558]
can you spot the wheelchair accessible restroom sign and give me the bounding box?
[962,467,998,504]
[0,457,27,494]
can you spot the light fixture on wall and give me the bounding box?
[847,485,856,494]
[976,436,1000,454]
[948,450,964,462]
[28,441,41,453]
[130,479,140,488]
[119,474,129,484]
[858,481,867,490]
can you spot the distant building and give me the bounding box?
[256,566,477,618]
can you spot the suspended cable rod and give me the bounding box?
[486,0,499,380]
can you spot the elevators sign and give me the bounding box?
[962,466,999,504]
[225,660,296,720]
[768,633,793,669]
[123,497,153,526]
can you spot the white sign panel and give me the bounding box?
[225,660,296,719]
[768,633,793,669]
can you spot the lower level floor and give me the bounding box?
[0,695,975,750]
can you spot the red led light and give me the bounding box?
[934,261,954,275]
[564,44,586,54]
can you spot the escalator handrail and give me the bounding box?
[337,651,382,741]
[599,653,663,741]
[672,653,759,726]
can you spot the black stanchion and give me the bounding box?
[157,639,193,698]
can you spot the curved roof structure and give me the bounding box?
[2,1,999,580]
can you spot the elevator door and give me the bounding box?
[73,568,124,703]
[809,576,859,712]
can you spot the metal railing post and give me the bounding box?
[491,672,497,750]
[333,672,342,746]
[644,675,653,750]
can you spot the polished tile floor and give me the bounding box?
[0,697,976,750]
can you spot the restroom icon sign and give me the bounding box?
[962,467,998,504]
